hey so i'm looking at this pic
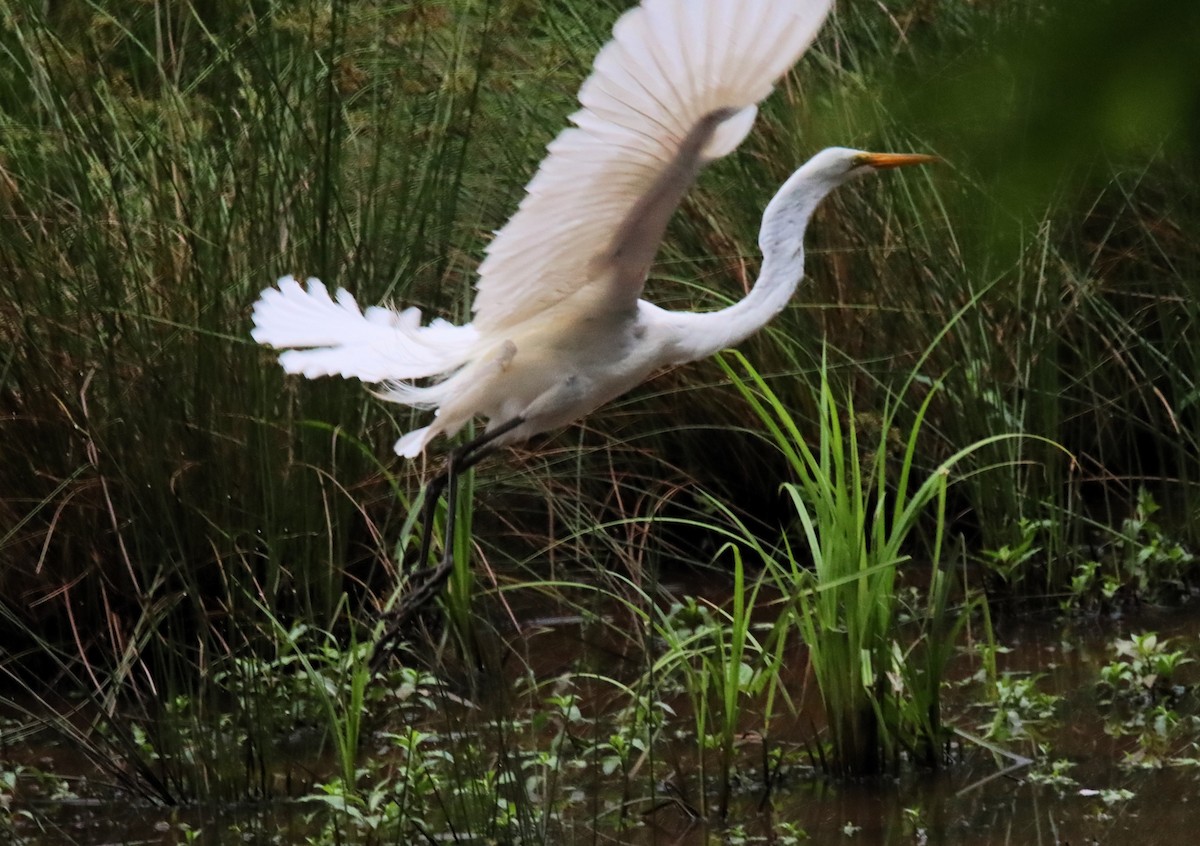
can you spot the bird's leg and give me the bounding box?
[373,416,525,665]
[412,468,451,583]
[412,415,526,577]
[415,414,526,586]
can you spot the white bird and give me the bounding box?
[251,0,933,465]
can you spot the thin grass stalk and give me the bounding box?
[444,464,479,661]
[713,545,760,819]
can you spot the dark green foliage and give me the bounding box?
[1,1,1198,831]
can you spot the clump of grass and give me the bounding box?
[649,548,780,819]
[720,349,1001,776]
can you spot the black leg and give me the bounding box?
[412,415,526,578]
[372,416,525,667]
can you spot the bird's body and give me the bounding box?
[251,0,932,458]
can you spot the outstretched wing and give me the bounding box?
[471,0,833,336]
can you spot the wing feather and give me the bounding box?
[471,0,833,335]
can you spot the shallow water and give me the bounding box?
[563,603,1200,845]
[4,595,1199,845]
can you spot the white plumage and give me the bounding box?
[470,0,832,334]
[252,0,932,458]
[251,278,477,385]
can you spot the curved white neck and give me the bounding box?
[662,167,836,362]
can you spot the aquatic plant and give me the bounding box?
[650,549,778,818]
[979,517,1053,596]
[1099,631,1193,706]
[980,674,1061,746]
[719,350,1000,776]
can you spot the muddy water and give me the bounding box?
[5,596,1200,845]
[535,599,1200,845]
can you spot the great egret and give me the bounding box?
[251,0,933,624]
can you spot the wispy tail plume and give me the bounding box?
[250,276,477,383]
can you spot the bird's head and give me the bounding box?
[759,147,936,255]
[801,146,938,187]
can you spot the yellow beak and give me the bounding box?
[857,152,939,169]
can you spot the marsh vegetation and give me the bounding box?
[2,0,1199,843]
